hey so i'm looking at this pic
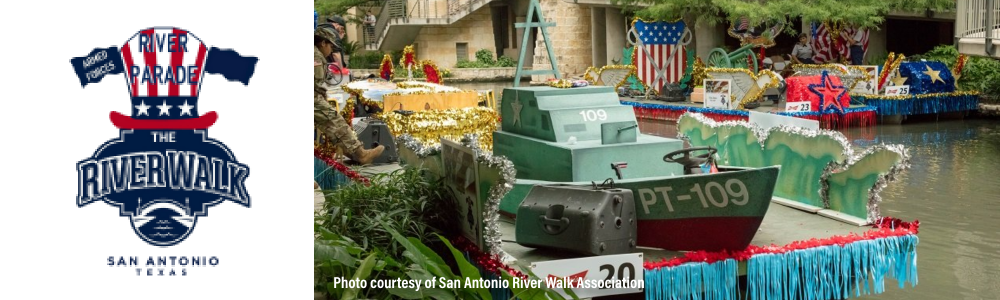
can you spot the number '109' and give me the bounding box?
[637,178,749,214]
[578,109,608,122]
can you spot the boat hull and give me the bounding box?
[503,166,780,251]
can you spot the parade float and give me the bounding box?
[603,17,883,130]
[314,45,499,189]
[390,86,918,298]
[855,53,979,121]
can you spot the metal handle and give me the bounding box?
[540,204,570,235]
[539,216,569,235]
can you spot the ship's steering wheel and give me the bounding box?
[663,147,717,172]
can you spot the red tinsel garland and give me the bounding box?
[313,148,371,185]
[450,236,527,279]
[872,216,920,234]
[632,107,748,123]
[644,219,919,269]
[953,54,967,77]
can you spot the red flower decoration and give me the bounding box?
[422,61,442,84]
[379,54,394,81]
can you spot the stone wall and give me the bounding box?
[530,0,593,83]
[411,7,497,68]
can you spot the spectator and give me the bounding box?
[789,33,815,64]
[845,26,865,65]
[322,15,348,66]
[365,10,377,46]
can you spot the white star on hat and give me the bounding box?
[178,101,194,116]
[157,101,173,116]
[135,101,150,116]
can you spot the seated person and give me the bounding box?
[789,33,815,64]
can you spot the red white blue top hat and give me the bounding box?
[73,27,258,130]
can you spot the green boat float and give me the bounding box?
[494,86,780,252]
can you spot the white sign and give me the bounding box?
[530,253,644,298]
[441,139,484,248]
[785,101,812,112]
[885,85,910,96]
[749,111,819,131]
[703,79,732,109]
[850,65,879,95]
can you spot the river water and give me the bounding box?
[454,82,1000,299]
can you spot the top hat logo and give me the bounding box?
[71,27,258,247]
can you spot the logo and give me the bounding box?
[71,27,258,247]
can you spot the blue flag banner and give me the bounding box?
[205,47,259,85]
[70,47,126,87]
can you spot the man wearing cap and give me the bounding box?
[315,26,384,165]
[325,15,347,66]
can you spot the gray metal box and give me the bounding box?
[353,118,398,164]
[515,184,637,256]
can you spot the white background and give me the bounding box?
[0,1,314,298]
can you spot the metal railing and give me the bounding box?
[368,0,493,49]
[956,0,999,55]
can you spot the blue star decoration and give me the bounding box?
[807,71,849,114]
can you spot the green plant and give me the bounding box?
[613,0,953,31]
[496,56,516,67]
[316,221,568,299]
[318,168,456,258]
[456,59,489,68]
[455,51,518,68]
[348,51,385,69]
[315,167,571,299]
[981,72,1000,100]
[315,227,404,299]
[340,40,361,57]
[475,49,496,65]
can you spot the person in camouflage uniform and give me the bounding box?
[315,25,384,165]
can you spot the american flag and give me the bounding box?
[735,17,750,32]
[811,23,868,64]
[632,20,687,93]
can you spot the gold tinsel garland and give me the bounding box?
[690,57,707,87]
[704,67,781,109]
[878,53,905,90]
[584,66,600,84]
[859,90,979,100]
[376,107,498,151]
[548,79,573,88]
[399,45,417,68]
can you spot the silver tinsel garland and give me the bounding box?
[676,112,910,222]
[395,133,515,258]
